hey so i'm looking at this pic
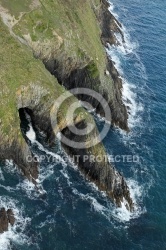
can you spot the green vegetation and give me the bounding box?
[0,18,60,137]
[0,0,106,75]
[0,14,96,141]
[1,0,32,17]
[87,61,100,78]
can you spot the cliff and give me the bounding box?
[0,0,133,212]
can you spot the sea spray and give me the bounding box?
[0,197,31,250]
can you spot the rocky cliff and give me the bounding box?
[0,0,133,216]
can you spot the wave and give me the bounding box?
[59,156,146,223]
[17,123,67,198]
[112,178,146,222]
[26,124,36,143]
[0,196,31,250]
[106,38,144,129]
[71,178,145,223]
[108,0,138,55]
[47,134,152,225]
[107,44,144,130]
[105,2,155,227]
[26,125,66,167]
[106,1,147,131]
[108,1,118,19]
[4,160,17,175]
[0,167,5,181]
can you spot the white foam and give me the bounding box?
[61,149,146,223]
[112,178,146,222]
[105,1,146,132]
[35,139,66,166]
[26,125,36,143]
[60,166,72,186]
[16,160,56,199]
[115,29,138,56]
[0,197,31,250]
[0,168,5,181]
[5,160,13,167]
[4,160,18,175]
[122,79,144,128]
[71,174,146,223]
[108,2,118,19]
[108,1,138,55]
[26,123,66,167]
[56,132,61,140]
[106,44,144,130]
[0,184,15,192]
[72,188,106,215]
[16,179,37,199]
[20,122,67,197]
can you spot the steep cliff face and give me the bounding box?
[99,0,124,47]
[0,0,133,211]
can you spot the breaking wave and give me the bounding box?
[0,197,31,250]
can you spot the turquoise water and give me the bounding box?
[0,0,166,249]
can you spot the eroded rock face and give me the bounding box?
[99,0,125,47]
[0,208,15,234]
[50,59,129,131]
[61,120,133,210]
[0,137,39,184]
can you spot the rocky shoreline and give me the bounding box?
[0,0,133,232]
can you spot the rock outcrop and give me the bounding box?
[99,0,125,46]
[0,208,15,233]
[0,0,133,211]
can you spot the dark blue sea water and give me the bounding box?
[0,0,166,249]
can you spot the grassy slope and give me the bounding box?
[0,17,59,139]
[0,0,111,81]
[1,0,32,17]
[0,16,94,142]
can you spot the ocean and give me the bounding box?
[0,0,166,249]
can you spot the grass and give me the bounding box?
[87,61,100,78]
[0,18,61,137]
[0,0,32,17]
[1,0,111,88]
[0,15,97,142]
[10,0,106,76]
